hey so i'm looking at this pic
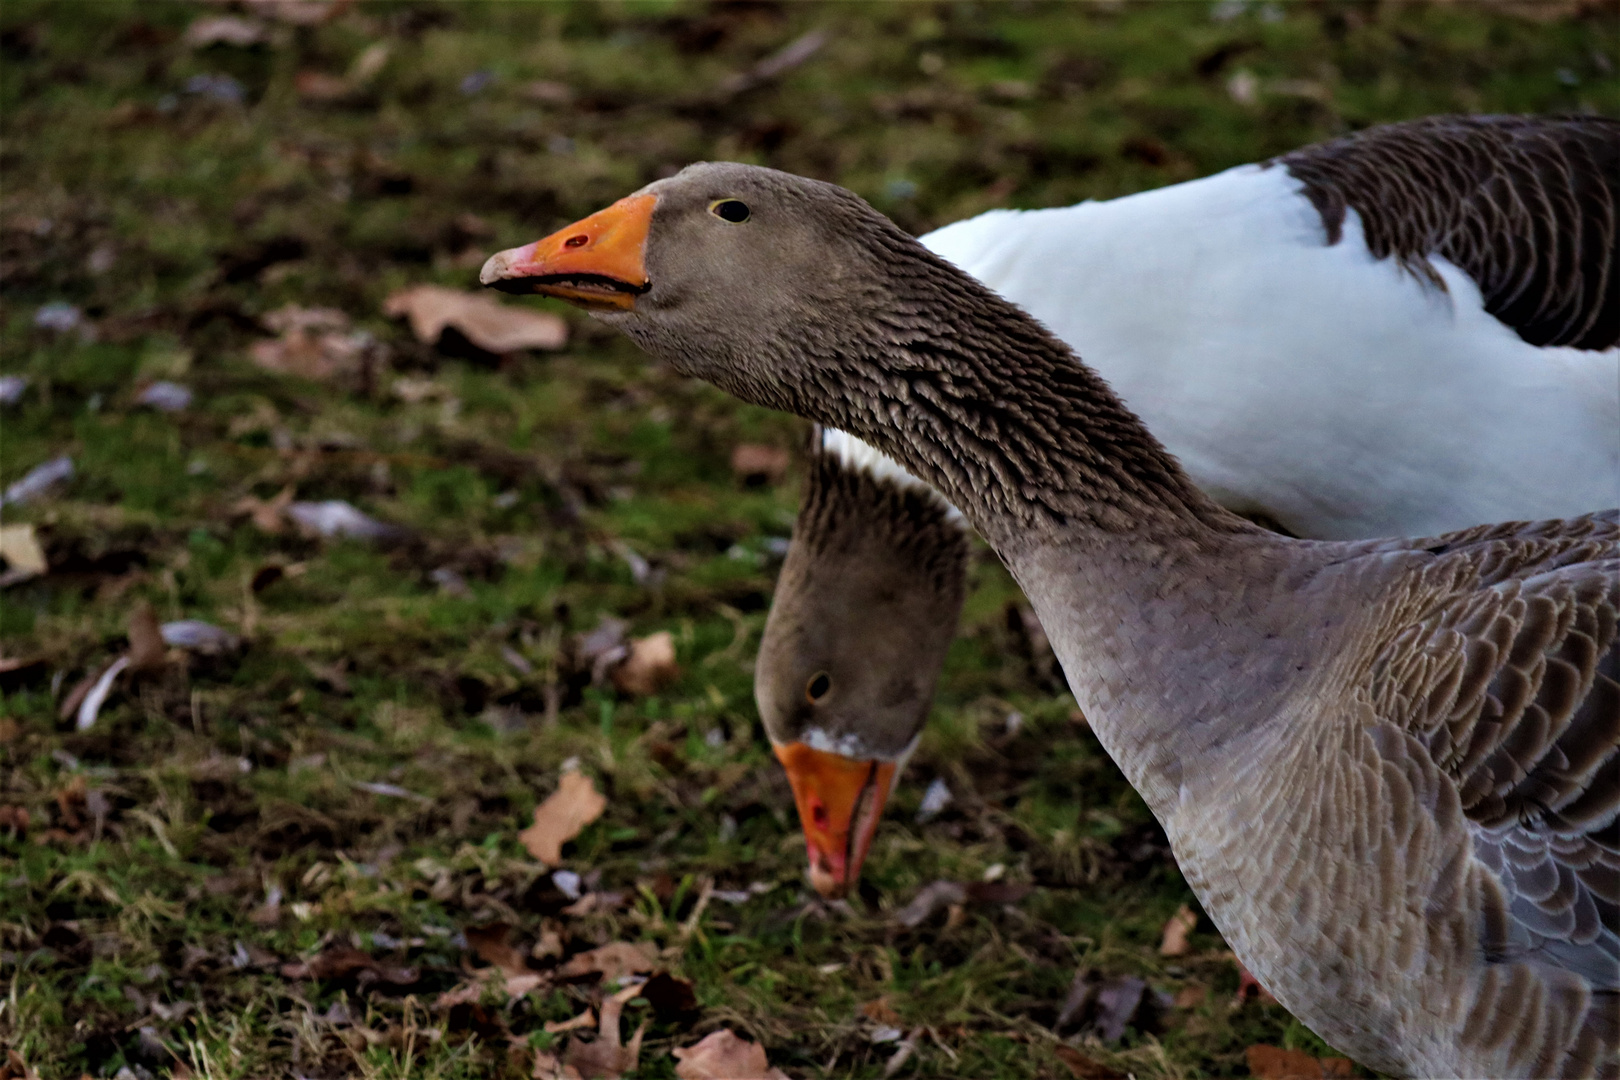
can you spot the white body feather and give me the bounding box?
[827,163,1620,537]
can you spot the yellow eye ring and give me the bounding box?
[709,199,751,223]
[805,671,832,703]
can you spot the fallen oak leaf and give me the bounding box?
[3,1048,42,1080]
[437,966,547,1008]
[0,806,29,836]
[465,922,532,976]
[610,631,679,696]
[639,971,699,1022]
[672,1029,789,1080]
[262,305,350,335]
[559,889,629,917]
[1158,903,1197,957]
[232,485,295,534]
[544,1009,597,1035]
[281,944,417,987]
[562,993,646,1080]
[1172,983,1207,1009]
[249,306,376,382]
[859,996,901,1026]
[520,770,607,865]
[558,941,656,983]
[0,523,48,580]
[384,284,567,354]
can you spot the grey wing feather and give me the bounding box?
[1374,512,1619,991]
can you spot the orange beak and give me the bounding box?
[479,193,656,311]
[773,742,897,898]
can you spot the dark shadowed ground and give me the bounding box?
[2,2,1615,1077]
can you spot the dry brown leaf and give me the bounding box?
[545,1010,597,1035]
[384,284,567,353]
[281,944,417,986]
[232,486,295,534]
[437,966,546,1008]
[127,602,167,676]
[729,442,790,485]
[859,996,901,1026]
[1158,903,1197,957]
[610,632,679,696]
[558,941,656,982]
[560,995,646,1080]
[672,1029,789,1080]
[1053,1045,1125,1080]
[250,329,370,382]
[1172,983,1207,1009]
[465,923,533,976]
[1245,1045,1353,1079]
[3,1048,42,1080]
[531,1049,570,1080]
[0,805,29,836]
[0,524,48,578]
[262,305,350,334]
[520,770,607,865]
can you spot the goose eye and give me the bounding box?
[709,199,751,223]
[805,671,832,703]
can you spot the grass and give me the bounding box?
[2,1,1615,1077]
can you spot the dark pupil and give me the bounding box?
[714,200,750,223]
[807,672,831,700]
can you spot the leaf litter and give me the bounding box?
[520,769,608,865]
[384,284,568,354]
[1,3,1577,1076]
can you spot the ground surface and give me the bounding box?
[2,2,1616,1078]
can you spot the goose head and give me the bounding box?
[481,162,907,421]
[482,163,969,896]
[751,442,968,895]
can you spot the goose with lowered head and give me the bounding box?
[482,160,1618,1079]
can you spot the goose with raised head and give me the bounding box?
[759,114,1620,896]
[482,159,1619,1078]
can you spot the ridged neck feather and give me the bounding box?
[752,221,1249,553]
